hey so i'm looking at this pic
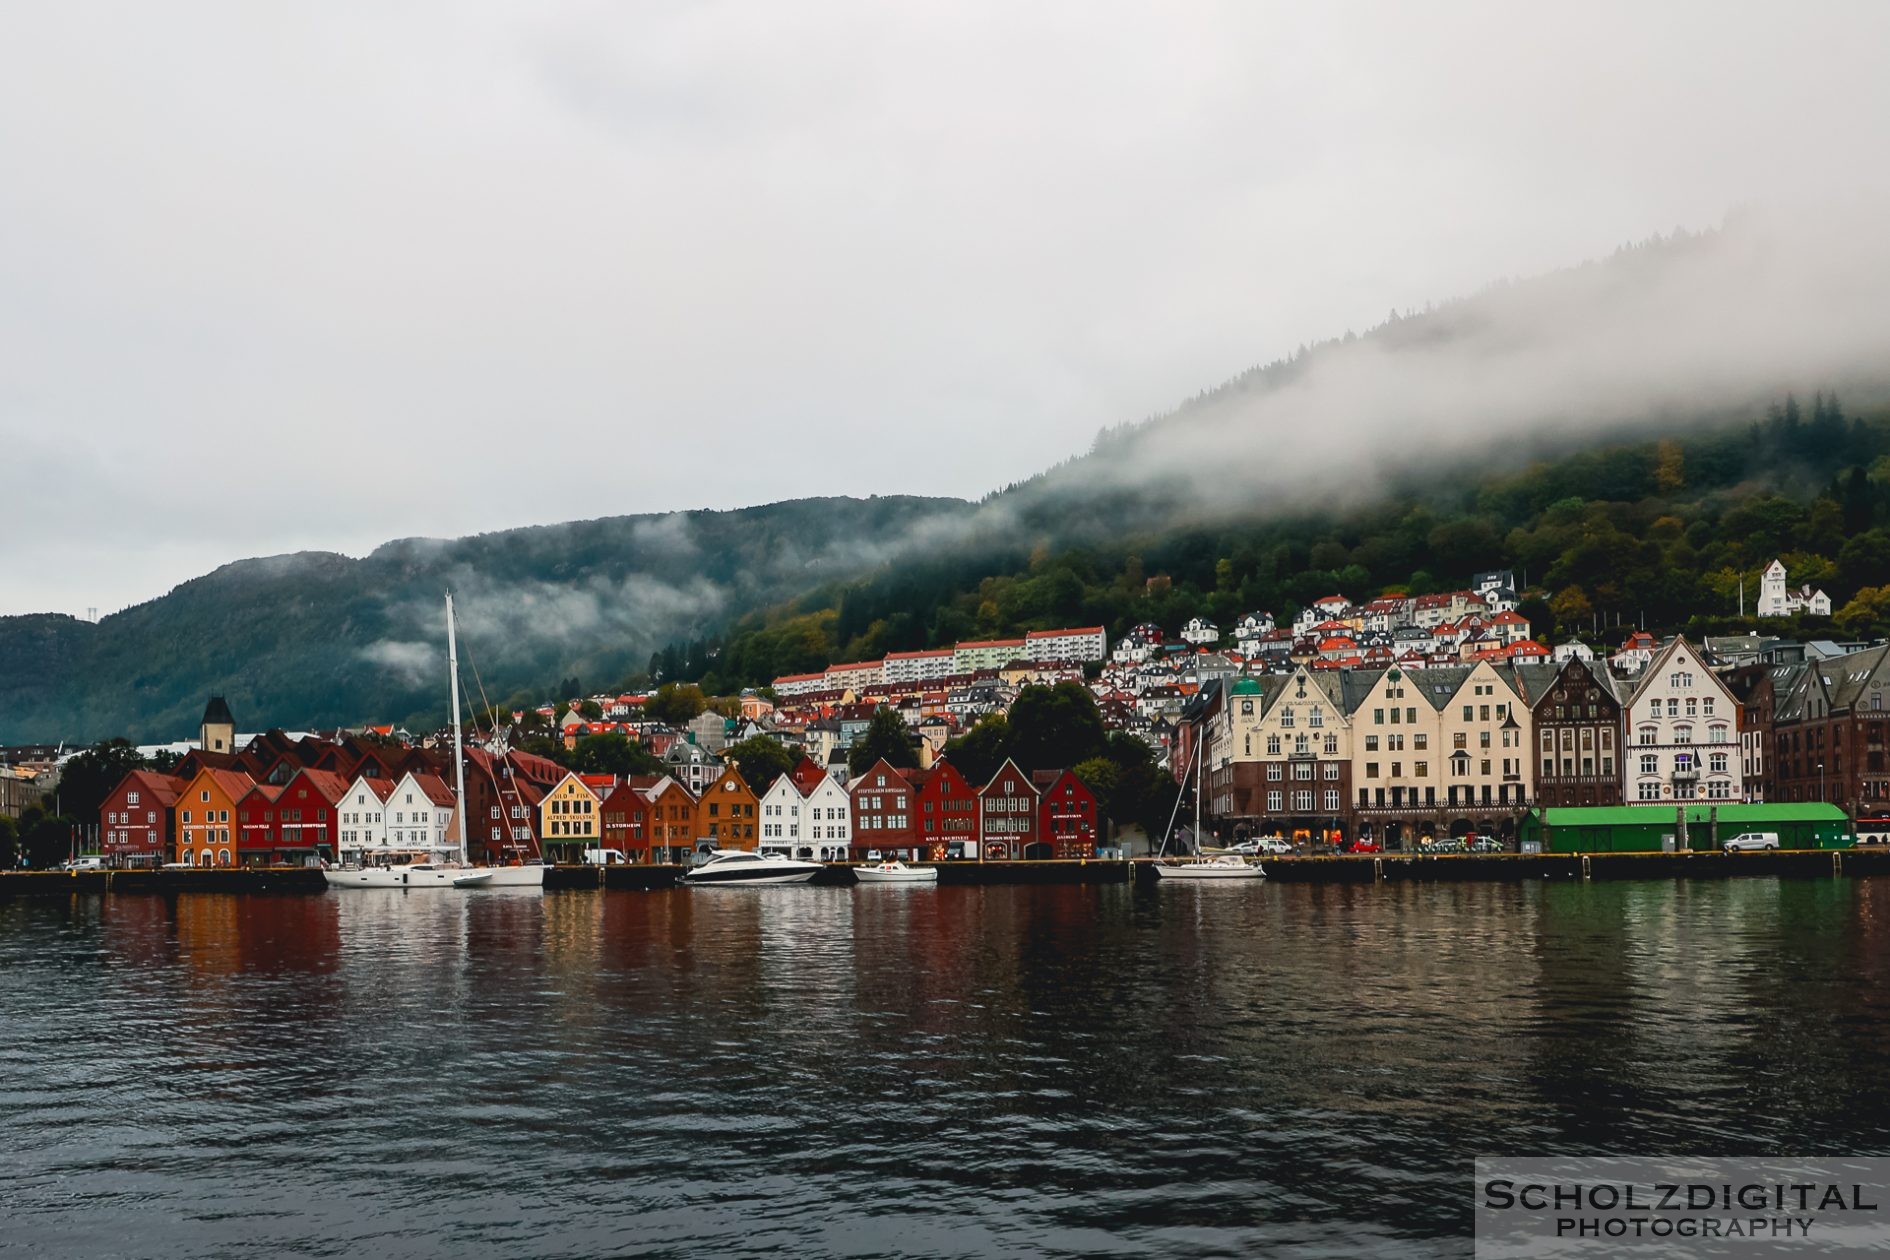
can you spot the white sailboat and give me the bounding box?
[1152,724,1263,882]
[324,594,546,891]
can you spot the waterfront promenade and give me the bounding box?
[5,848,1889,896]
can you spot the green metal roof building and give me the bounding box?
[1518,803,1853,853]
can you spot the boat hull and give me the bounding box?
[323,864,546,890]
[683,869,819,886]
[1152,862,1264,880]
[853,867,939,883]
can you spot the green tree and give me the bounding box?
[1836,587,1890,638]
[577,700,604,722]
[943,714,1010,785]
[725,735,796,791]
[848,708,918,775]
[54,739,149,826]
[569,732,662,777]
[1005,682,1107,771]
[645,683,707,727]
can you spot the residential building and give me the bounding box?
[911,761,979,859]
[173,766,254,866]
[978,759,1042,859]
[696,766,759,849]
[1024,626,1107,664]
[849,759,917,859]
[1770,644,1890,814]
[883,648,957,685]
[1525,658,1624,808]
[97,770,184,868]
[644,776,699,863]
[336,775,392,862]
[539,772,608,862]
[600,778,656,861]
[953,638,1027,674]
[1032,769,1099,858]
[1622,637,1743,803]
[1758,558,1832,618]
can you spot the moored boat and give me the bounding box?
[1151,855,1264,880]
[683,850,822,886]
[853,861,939,884]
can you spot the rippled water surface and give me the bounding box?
[5,879,1890,1258]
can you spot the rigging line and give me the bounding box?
[1157,735,1195,860]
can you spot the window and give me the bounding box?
[1323,789,1340,811]
[1266,765,1282,781]
[1365,736,1380,752]
[1641,754,1658,775]
[1323,763,1339,780]
[1324,735,1339,755]
[1267,791,1283,812]
[1366,763,1379,779]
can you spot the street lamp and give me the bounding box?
[1818,761,1825,805]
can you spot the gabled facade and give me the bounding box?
[696,766,759,849]
[98,770,184,868]
[1203,667,1352,846]
[1433,661,1531,815]
[977,759,1041,859]
[235,767,346,865]
[1350,666,1448,846]
[337,775,392,861]
[911,761,978,859]
[540,772,608,861]
[599,779,654,861]
[174,767,254,867]
[849,759,916,859]
[1526,657,1623,808]
[1032,768,1098,858]
[1623,637,1743,803]
[643,776,699,863]
[1770,644,1890,814]
[384,771,458,851]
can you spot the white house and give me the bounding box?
[758,762,853,862]
[1552,640,1597,663]
[1758,559,1832,618]
[1622,637,1742,803]
[382,771,457,850]
[336,776,390,862]
[1180,617,1220,646]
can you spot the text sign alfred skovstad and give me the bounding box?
[1476,1159,1890,1257]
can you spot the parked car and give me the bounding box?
[1345,838,1382,854]
[1255,837,1295,855]
[60,856,106,871]
[581,848,629,866]
[1723,831,1781,852]
[1470,837,1505,853]
[1427,838,1468,854]
[1224,840,1263,855]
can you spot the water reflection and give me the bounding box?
[4,879,1890,1258]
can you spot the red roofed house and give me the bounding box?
[236,767,349,866]
[600,778,655,862]
[173,766,257,867]
[977,759,1041,860]
[98,770,185,869]
[1032,769,1099,858]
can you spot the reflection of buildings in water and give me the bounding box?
[754,888,856,1021]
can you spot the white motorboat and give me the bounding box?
[324,593,546,893]
[853,861,939,884]
[683,850,822,886]
[1151,855,1265,880]
[322,855,546,889]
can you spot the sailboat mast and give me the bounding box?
[447,592,469,866]
[1194,725,1202,853]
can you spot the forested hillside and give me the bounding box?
[0,496,968,742]
[670,395,1890,694]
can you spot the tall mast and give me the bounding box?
[447,592,469,865]
[1194,724,1202,853]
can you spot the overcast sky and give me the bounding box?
[4,2,1888,618]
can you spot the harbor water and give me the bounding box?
[4,878,1890,1258]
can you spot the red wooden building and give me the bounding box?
[236,768,347,865]
[98,770,185,868]
[1032,768,1099,858]
[977,759,1041,859]
[910,761,978,860]
[849,759,918,859]
[600,778,656,862]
